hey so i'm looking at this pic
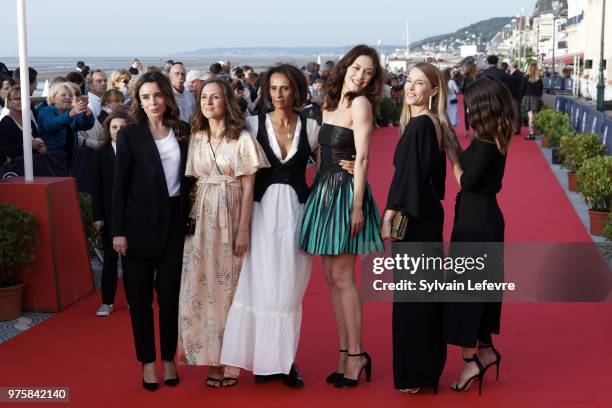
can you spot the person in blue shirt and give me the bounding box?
[38,82,94,164]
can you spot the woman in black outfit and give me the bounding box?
[111,71,191,391]
[90,111,130,317]
[445,76,516,394]
[381,62,455,395]
[521,62,544,140]
[0,86,46,164]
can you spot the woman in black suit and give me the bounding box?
[111,71,191,391]
[90,111,130,317]
[445,76,515,394]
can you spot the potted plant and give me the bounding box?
[576,156,612,235]
[560,133,606,192]
[602,213,612,241]
[545,113,573,163]
[0,204,38,321]
[533,108,554,147]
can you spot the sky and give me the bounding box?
[1,0,536,57]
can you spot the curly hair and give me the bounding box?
[260,63,308,108]
[322,44,384,111]
[190,79,245,141]
[464,76,516,154]
[129,71,189,141]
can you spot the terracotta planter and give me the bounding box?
[541,134,549,148]
[589,210,610,235]
[567,172,579,192]
[0,283,25,321]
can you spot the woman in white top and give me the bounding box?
[446,69,460,127]
[220,64,324,388]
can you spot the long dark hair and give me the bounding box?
[323,44,384,111]
[260,64,308,108]
[190,79,245,141]
[98,111,131,147]
[464,76,516,154]
[129,71,189,140]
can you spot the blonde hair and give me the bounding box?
[399,63,455,150]
[109,69,131,89]
[47,82,75,105]
[526,63,541,83]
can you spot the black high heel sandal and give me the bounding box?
[334,352,372,389]
[451,354,485,395]
[141,364,159,392]
[478,344,501,381]
[326,349,347,384]
[163,360,180,387]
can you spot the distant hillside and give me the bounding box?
[411,17,513,50]
[175,17,513,58]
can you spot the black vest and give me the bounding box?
[253,113,312,203]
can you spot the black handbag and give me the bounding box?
[449,98,458,105]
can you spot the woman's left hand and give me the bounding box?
[350,206,364,238]
[234,229,249,257]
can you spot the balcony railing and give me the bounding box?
[566,11,584,27]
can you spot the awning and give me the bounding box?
[543,52,584,65]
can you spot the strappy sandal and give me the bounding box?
[205,376,222,388]
[221,377,238,387]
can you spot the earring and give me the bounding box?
[428,95,433,111]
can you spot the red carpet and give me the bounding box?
[1,98,611,407]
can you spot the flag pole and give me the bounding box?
[16,0,34,181]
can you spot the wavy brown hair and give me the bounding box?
[323,44,384,111]
[129,71,189,141]
[190,79,245,141]
[464,76,516,154]
[98,111,131,147]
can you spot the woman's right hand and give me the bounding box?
[69,100,87,117]
[113,236,128,256]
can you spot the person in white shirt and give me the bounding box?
[169,62,195,123]
[87,69,108,119]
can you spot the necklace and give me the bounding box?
[270,118,296,140]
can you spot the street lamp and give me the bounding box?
[551,0,563,92]
[596,0,607,112]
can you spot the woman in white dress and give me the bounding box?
[446,69,460,127]
[220,64,321,387]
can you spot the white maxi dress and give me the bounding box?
[220,114,320,375]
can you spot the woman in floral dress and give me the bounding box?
[178,79,269,387]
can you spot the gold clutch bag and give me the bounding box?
[391,212,409,240]
[381,211,409,240]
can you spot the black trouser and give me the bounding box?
[122,197,184,363]
[514,98,522,133]
[101,230,119,305]
[463,103,470,131]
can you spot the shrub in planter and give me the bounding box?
[576,156,612,235]
[0,204,38,321]
[602,213,612,241]
[378,97,401,126]
[533,108,554,135]
[560,133,606,192]
[544,113,573,148]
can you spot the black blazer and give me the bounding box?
[480,66,513,92]
[510,70,525,99]
[90,144,115,230]
[111,122,191,257]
